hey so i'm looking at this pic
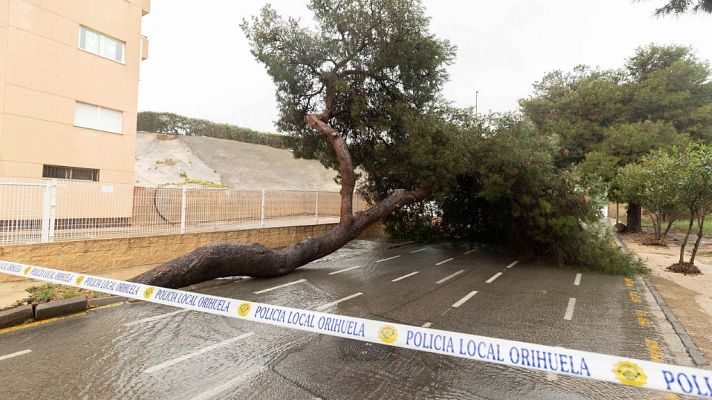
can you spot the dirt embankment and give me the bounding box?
[620,231,712,361]
[135,132,341,191]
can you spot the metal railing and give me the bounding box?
[0,178,367,246]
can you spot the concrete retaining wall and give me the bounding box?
[0,223,345,282]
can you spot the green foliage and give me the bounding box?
[26,284,56,303]
[386,113,644,274]
[522,44,712,180]
[612,150,682,239]
[137,111,287,149]
[626,45,712,142]
[242,0,458,196]
[155,158,177,166]
[520,66,625,165]
[646,0,712,15]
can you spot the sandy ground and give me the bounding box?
[135,133,223,187]
[619,229,712,362]
[135,132,341,191]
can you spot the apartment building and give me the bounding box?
[0,0,149,184]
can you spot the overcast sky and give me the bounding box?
[137,0,712,133]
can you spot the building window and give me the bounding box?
[78,26,125,63]
[74,102,123,133]
[43,165,99,181]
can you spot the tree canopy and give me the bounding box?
[242,0,460,196]
[644,0,712,15]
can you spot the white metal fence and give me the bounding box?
[0,178,367,246]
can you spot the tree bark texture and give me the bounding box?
[131,114,429,288]
[626,202,642,233]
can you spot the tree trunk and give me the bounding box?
[689,211,706,266]
[647,211,660,240]
[626,202,642,233]
[130,114,429,288]
[662,216,675,239]
[679,210,695,264]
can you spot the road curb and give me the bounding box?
[0,305,33,329]
[34,296,87,321]
[88,296,126,308]
[612,228,708,367]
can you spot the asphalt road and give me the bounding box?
[0,241,696,399]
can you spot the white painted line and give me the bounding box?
[564,297,577,321]
[410,248,426,253]
[485,272,503,283]
[254,279,306,294]
[315,292,363,311]
[0,349,31,362]
[574,273,582,286]
[329,265,363,275]
[145,332,256,374]
[391,271,419,282]
[376,255,401,263]
[505,261,519,269]
[463,249,477,255]
[124,309,190,327]
[546,372,559,381]
[435,270,465,284]
[421,322,432,328]
[436,258,454,266]
[452,291,478,308]
[189,367,266,400]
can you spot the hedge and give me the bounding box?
[137,111,287,149]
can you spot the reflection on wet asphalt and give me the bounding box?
[0,240,696,399]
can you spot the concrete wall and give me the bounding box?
[0,223,357,282]
[0,0,147,184]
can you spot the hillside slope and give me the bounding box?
[135,132,340,191]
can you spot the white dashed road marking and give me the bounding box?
[392,271,419,282]
[329,265,363,275]
[435,270,465,284]
[254,279,307,294]
[574,273,582,286]
[315,292,364,311]
[0,349,31,362]
[410,248,426,253]
[144,332,256,374]
[505,261,519,269]
[463,249,477,255]
[124,309,190,327]
[435,258,454,266]
[452,291,478,308]
[564,297,577,320]
[376,255,401,263]
[485,272,503,283]
[421,322,432,328]
[188,367,266,400]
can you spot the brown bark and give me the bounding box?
[679,210,695,264]
[689,211,706,265]
[131,114,430,288]
[626,202,642,233]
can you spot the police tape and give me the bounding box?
[1,260,711,398]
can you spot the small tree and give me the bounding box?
[612,151,681,243]
[670,145,712,273]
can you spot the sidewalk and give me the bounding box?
[617,229,712,363]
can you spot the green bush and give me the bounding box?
[137,111,287,149]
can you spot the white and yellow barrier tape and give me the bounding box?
[1,260,711,398]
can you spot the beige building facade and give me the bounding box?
[0,0,149,184]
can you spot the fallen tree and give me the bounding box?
[131,0,455,288]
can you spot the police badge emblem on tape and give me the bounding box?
[1,259,712,399]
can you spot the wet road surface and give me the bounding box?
[0,241,696,399]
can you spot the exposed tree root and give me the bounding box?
[666,262,702,275]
